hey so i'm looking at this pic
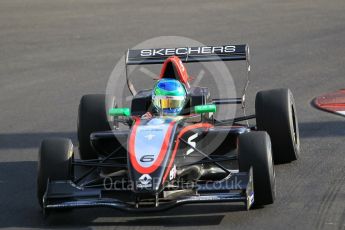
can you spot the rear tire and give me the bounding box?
[255,88,300,164]
[238,132,275,206]
[37,138,74,208]
[78,94,115,159]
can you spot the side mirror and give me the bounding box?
[194,104,217,114]
[109,107,131,117]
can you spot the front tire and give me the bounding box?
[255,88,300,164]
[78,94,115,160]
[37,138,74,208]
[238,132,275,206]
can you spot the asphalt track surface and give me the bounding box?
[1,0,345,229]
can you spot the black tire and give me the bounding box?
[37,138,74,208]
[78,94,115,160]
[238,132,275,206]
[255,88,300,164]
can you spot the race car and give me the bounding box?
[37,44,300,215]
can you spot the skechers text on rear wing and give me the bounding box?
[126,44,249,65]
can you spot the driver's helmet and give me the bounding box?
[152,78,187,116]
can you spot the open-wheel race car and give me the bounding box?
[37,44,300,215]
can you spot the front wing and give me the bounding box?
[43,169,254,212]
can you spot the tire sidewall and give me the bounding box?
[37,138,74,208]
[238,132,276,205]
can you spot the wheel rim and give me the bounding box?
[268,139,276,199]
[291,104,297,144]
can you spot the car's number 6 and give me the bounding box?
[140,155,155,162]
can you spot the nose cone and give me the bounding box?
[128,117,179,193]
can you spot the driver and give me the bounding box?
[142,78,187,118]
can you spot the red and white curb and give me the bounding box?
[313,89,345,117]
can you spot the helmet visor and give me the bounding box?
[153,96,186,110]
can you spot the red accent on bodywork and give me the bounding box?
[128,118,176,174]
[160,56,189,86]
[162,123,213,184]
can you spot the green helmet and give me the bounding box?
[152,79,187,115]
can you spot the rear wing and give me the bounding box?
[124,44,251,110]
[126,44,249,65]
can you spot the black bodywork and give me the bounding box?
[43,88,256,212]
